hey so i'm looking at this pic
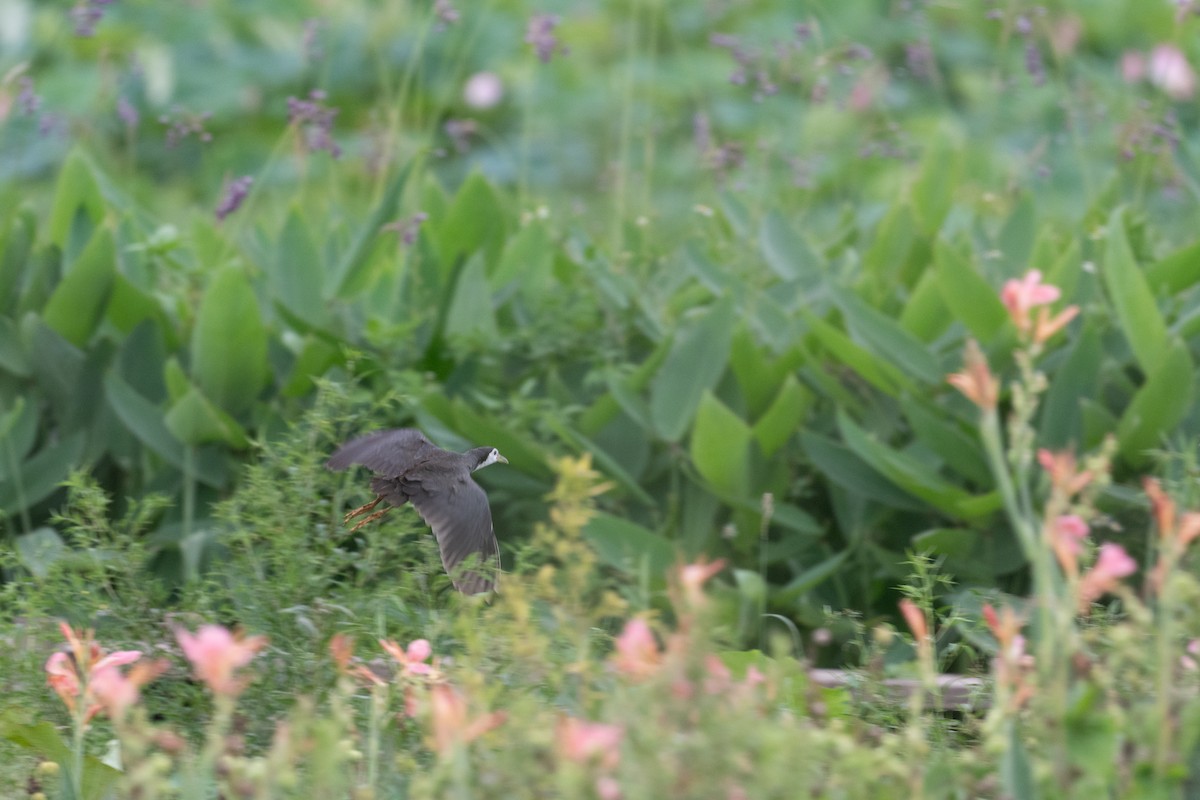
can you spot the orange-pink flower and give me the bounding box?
[557,716,624,768]
[898,598,928,640]
[175,625,267,697]
[380,638,434,677]
[428,684,506,756]
[45,622,147,723]
[610,617,661,680]
[1037,449,1093,497]
[946,340,998,410]
[1078,543,1137,610]
[1001,270,1060,331]
[677,557,726,608]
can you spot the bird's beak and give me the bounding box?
[497,454,509,464]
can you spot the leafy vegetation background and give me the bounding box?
[2,0,1200,794]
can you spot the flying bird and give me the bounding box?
[326,428,507,594]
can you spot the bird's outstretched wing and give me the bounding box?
[407,476,500,594]
[325,428,439,476]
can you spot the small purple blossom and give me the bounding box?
[444,118,477,153]
[16,76,41,116]
[215,176,253,222]
[433,0,460,29]
[287,90,341,158]
[1024,41,1046,86]
[160,108,213,148]
[116,96,138,128]
[525,14,566,63]
[384,212,429,246]
[71,0,116,37]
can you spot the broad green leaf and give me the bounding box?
[47,150,106,250]
[910,135,961,235]
[760,212,821,286]
[649,297,735,441]
[901,396,991,485]
[15,527,68,578]
[862,203,915,289]
[776,551,849,601]
[729,327,803,418]
[690,391,752,499]
[330,159,416,297]
[22,315,84,421]
[0,432,84,514]
[282,336,340,398]
[800,432,927,512]
[1145,238,1200,295]
[802,311,908,397]
[273,208,326,322]
[0,398,37,475]
[996,194,1036,275]
[1040,323,1102,449]
[443,253,497,341]
[0,208,35,313]
[837,412,1001,519]
[1,717,121,800]
[0,317,29,377]
[165,386,250,448]
[683,242,737,295]
[42,228,115,347]
[831,287,942,385]
[583,512,676,581]
[436,170,508,271]
[999,721,1038,800]
[106,274,172,341]
[545,419,654,505]
[17,244,62,317]
[191,267,268,416]
[898,268,953,344]
[1116,340,1194,464]
[1103,209,1169,373]
[104,373,226,488]
[491,220,552,293]
[934,239,1009,341]
[752,375,810,457]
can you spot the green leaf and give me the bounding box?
[1102,209,1170,373]
[729,327,802,418]
[282,336,340,398]
[191,267,268,416]
[1116,340,1194,464]
[443,253,497,341]
[106,274,172,340]
[760,212,821,286]
[492,220,552,293]
[545,419,654,505]
[862,203,915,289]
[999,721,1038,800]
[330,159,416,297]
[0,398,38,474]
[22,315,84,421]
[1,717,121,800]
[1040,323,1102,449]
[47,150,106,250]
[752,375,810,457]
[690,391,752,499]
[42,228,116,347]
[272,208,326,322]
[15,526,68,578]
[583,512,676,581]
[0,432,85,514]
[776,551,849,601]
[649,297,736,441]
[837,412,1000,518]
[831,286,942,385]
[933,239,1009,341]
[901,396,991,485]
[1145,238,1200,295]
[165,385,250,448]
[911,135,961,235]
[104,372,226,488]
[0,208,35,314]
[0,316,30,377]
[800,432,927,512]
[436,170,508,271]
[802,311,908,397]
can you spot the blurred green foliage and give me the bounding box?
[1,0,1199,635]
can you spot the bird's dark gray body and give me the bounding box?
[326,429,505,594]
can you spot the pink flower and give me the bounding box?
[44,622,147,723]
[610,618,661,679]
[558,717,624,766]
[428,684,506,756]
[1150,44,1196,100]
[380,638,434,676]
[678,557,726,607]
[175,625,267,697]
[1053,514,1090,555]
[1078,543,1137,609]
[596,776,623,800]
[463,72,504,109]
[89,659,169,720]
[898,598,928,640]
[1001,270,1061,332]
[947,340,998,410]
[1121,51,1146,83]
[1038,449,1093,496]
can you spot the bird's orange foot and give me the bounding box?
[344,495,384,524]
[348,507,392,533]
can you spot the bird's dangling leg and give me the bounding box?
[348,506,393,532]
[344,495,385,525]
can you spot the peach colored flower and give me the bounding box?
[610,618,661,680]
[596,776,623,800]
[1149,44,1196,100]
[1037,449,1093,496]
[947,340,998,410]
[1053,514,1089,555]
[1001,270,1060,333]
[981,604,1034,708]
[1121,51,1146,83]
[45,623,145,723]
[898,598,928,640]
[1032,304,1079,344]
[329,633,353,672]
[89,658,169,720]
[1144,478,1177,542]
[1078,543,1137,609]
[428,684,506,756]
[380,638,434,676]
[557,717,624,768]
[678,557,726,608]
[175,625,267,697]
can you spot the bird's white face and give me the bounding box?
[476,448,509,470]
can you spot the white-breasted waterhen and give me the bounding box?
[326,428,507,594]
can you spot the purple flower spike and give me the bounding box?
[525,14,565,63]
[215,176,253,222]
[287,90,342,158]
